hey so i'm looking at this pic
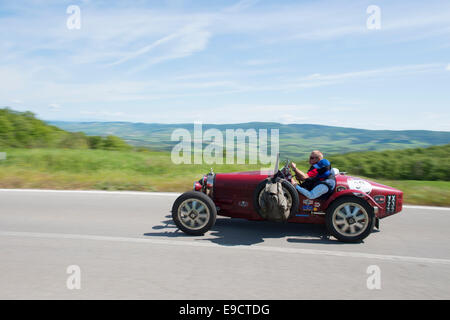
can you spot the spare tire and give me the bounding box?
[253,179,299,220]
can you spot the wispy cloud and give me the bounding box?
[244,59,279,66]
[108,33,181,67]
[223,0,260,13]
[48,103,61,111]
[284,64,444,89]
[80,110,125,118]
[0,62,444,107]
[108,20,212,70]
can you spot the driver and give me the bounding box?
[290,151,335,199]
[290,150,323,182]
[293,159,335,199]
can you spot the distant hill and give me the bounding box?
[49,121,450,158]
[0,108,132,151]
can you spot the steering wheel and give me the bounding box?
[284,159,290,168]
[280,159,293,182]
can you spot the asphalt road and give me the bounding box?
[0,189,449,300]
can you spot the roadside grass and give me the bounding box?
[0,148,448,206]
[0,148,263,192]
[371,179,450,207]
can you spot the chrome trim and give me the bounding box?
[205,172,216,197]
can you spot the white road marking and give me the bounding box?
[1,230,450,266]
[403,205,450,211]
[0,189,448,211]
[0,189,181,197]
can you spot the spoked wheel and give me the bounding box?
[172,191,217,236]
[326,196,375,243]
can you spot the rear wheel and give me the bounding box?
[172,191,217,236]
[326,196,375,242]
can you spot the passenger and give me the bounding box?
[292,158,336,200]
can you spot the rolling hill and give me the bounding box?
[49,121,450,158]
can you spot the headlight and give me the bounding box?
[193,181,202,191]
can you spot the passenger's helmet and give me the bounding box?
[313,159,331,178]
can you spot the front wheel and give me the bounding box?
[172,191,217,236]
[325,196,375,243]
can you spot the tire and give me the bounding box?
[325,196,375,243]
[253,179,299,220]
[172,191,217,236]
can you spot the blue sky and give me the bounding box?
[1,0,449,130]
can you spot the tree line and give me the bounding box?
[0,108,131,151]
[327,144,450,181]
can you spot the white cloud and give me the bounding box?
[2,1,449,72]
[103,18,213,71]
[108,33,181,67]
[224,0,260,13]
[0,62,442,108]
[244,59,279,66]
[446,64,450,71]
[49,104,61,111]
[283,64,443,90]
[80,110,125,118]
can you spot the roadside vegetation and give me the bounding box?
[0,108,131,151]
[327,145,450,181]
[0,108,449,206]
[0,148,262,192]
[0,148,448,206]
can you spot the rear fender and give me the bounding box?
[324,189,382,211]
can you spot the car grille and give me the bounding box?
[386,195,397,214]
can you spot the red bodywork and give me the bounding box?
[206,170,403,224]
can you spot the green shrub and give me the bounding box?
[328,144,450,181]
[0,108,132,152]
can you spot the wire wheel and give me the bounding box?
[177,199,211,231]
[332,203,369,237]
[172,191,217,236]
[326,196,375,243]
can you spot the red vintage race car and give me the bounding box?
[171,158,403,242]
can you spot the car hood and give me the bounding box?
[217,170,273,176]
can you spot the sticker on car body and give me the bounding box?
[347,178,373,195]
